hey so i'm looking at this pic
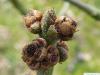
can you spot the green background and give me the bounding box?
[0,0,100,75]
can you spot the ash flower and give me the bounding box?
[22,38,47,70]
[24,9,42,34]
[55,16,77,41]
[57,41,68,62]
[40,45,59,69]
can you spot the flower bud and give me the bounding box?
[57,41,68,62]
[36,38,47,47]
[29,21,41,34]
[24,16,36,28]
[29,61,40,70]
[40,58,50,69]
[28,9,42,21]
[47,45,59,66]
[55,16,77,41]
[22,42,39,66]
[37,47,47,61]
[24,9,42,34]
[22,38,47,70]
[40,45,59,69]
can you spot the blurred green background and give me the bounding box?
[0,0,100,75]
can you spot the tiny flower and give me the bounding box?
[24,16,36,28]
[28,9,42,21]
[24,9,43,34]
[47,45,59,66]
[37,47,47,61]
[40,45,59,69]
[22,42,38,58]
[40,58,50,69]
[36,38,47,47]
[55,16,77,41]
[22,42,39,64]
[29,21,41,34]
[57,41,68,62]
[28,61,40,70]
[22,38,47,70]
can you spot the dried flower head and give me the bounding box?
[57,41,68,62]
[55,16,77,41]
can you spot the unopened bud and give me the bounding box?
[47,45,59,66]
[55,16,77,41]
[22,38,47,70]
[57,41,68,62]
[29,21,41,34]
[24,9,42,34]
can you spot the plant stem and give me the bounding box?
[64,0,100,20]
[37,9,56,75]
[37,67,53,75]
[9,0,26,15]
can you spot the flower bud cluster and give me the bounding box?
[22,38,68,70]
[22,9,77,70]
[24,10,77,41]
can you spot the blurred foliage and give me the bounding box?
[0,0,100,75]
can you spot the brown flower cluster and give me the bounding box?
[22,38,68,70]
[24,9,42,34]
[22,9,77,70]
[24,9,77,41]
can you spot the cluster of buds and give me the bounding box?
[24,9,77,41]
[22,9,77,70]
[22,38,68,70]
[24,9,42,34]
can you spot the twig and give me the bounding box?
[9,0,26,15]
[37,67,53,75]
[64,0,100,20]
